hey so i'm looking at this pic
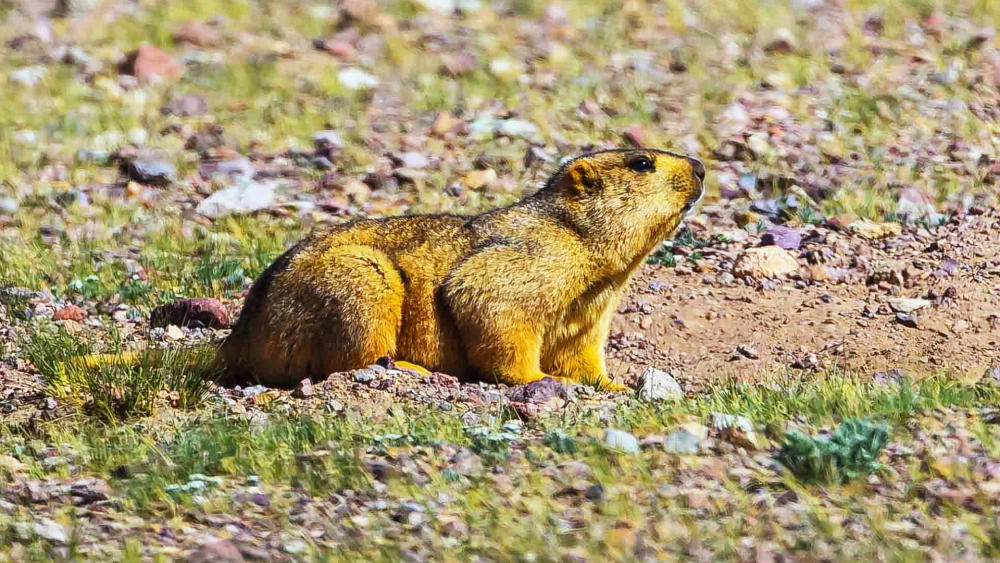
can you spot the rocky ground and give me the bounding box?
[2,0,1000,561]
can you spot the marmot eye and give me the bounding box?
[627,155,655,172]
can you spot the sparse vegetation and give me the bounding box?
[21,325,217,421]
[776,418,891,484]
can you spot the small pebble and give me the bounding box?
[353,369,377,383]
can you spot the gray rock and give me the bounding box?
[461,411,480,426]
[352,368,377,383]
[33,518,68,544]
[468,115,498,138]
[416,0,456,12]
[637,367,683,401]
[603,429,640,453]
[199,157,255,182]
[985,366,1000,384]
[496,119,538,140]
[282,539,308,555]
[70,478,111,505]
[13,130,37,145]
[63,47,103,74]
[163,94,209,117]
[186,539,246,563]
[394,151,430,170]
[127,160,176,186]
[395,501,427,527]
[42,456,67,470]
[523,145,551,168]
[0,197,19,215]
[507,377,566,403]
[664,425,707,455]
[889,297,932,314]
[290,199,321,218]
[196,180,276,218]
[873,367,906,385]
[313,130,344,150]
[895,312,919,328]
[10,66,46,87]
[91,131,126,154]
[710,412,753,433]
[127,128,148,147]
[791,0,824,9]
[896,186,936,219]
[760,226,803,250]
[240,385,268,398]
[337,67,378,90]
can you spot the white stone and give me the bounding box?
[496,119,538,140]
[338,67,379,90]
[732,246,799,279]
[889,297,932,314]
[603,429,640,453]
[34,518,68,544]
[637,367,683,401]
[10,66,47,87]
[664,423,709,454]
[196,180,276,218]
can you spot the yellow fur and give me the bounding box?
[219,148,704,391]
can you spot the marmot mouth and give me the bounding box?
[682,183,705,214]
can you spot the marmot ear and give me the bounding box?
[559,160,600,194]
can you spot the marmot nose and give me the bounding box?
[687,157,706,183]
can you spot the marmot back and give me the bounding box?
[220,148,705,390]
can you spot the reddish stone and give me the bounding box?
[440,54,477,75]
[510,401,539,420]
[622,125,647,148]
[54,305,87,322]
[507,377,566,404]
[430,372,459,388]
[150,298,228,329]
[186,540,245,563]
[120,44,182,83]
[291,379,314,399]
[172,21,221,47]
[316,39,357,60]
[923,11,946,39]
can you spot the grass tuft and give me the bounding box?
[21,325,217,422]
[694,372,1000,425]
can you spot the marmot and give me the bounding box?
[219,148,705,391]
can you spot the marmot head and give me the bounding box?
[541,148,705,257]
[545,148,704,212]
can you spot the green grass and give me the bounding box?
[0,365,999,559]
[20,324,217,421]
[690,371,1000,425]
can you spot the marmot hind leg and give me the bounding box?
[232,244,407,386]
[300,245,406,379]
